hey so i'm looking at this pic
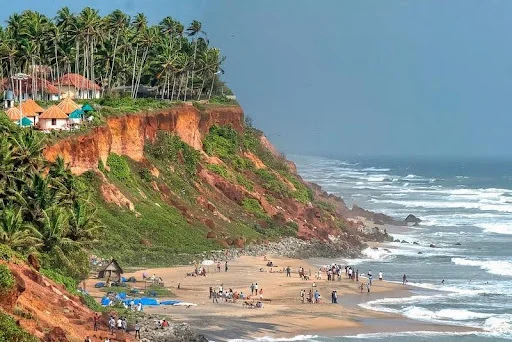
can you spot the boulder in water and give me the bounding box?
[413,241,419,245]
[405,214,421,224]
[455,242,461,246]
[401,240,409,244]
[429,244,436,248]
[418,251,423,254]
[394,239,400,242]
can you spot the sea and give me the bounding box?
[233,155,512,341]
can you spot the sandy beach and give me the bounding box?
[86,253,478,341]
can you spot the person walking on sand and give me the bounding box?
[356,269,359,282]
[108,316,115,334]
[333,290,338,303]
[212,290,219,303]
[403,274,407,285]
[250,283,255,295]
[367,282,371,293]
[379,271,383,281]
[225,261,228,272]
[134,320,141,339]
[360,282,364,293]
[286,266,291,277]
[209,286,213,299]
[254,283,259,295]
[217,262,221,273]
[300,289,305,303]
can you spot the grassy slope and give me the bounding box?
[84,111,349,267]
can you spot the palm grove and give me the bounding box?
[0,117,102,280]
[0,7,225,100]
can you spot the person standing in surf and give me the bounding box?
[402,274,407,285]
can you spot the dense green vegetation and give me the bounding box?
[0,119,100,281]
[0,264,14,293]
[0,312,38,342]
[0,8,228,101]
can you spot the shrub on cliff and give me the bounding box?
[0,264,14,294]
[0,312,37,342]
[203,125,239,160]
[107,153,132,181]
[242,198,267,219]
[146,131,200,177]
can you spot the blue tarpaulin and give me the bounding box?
[161,300,181,305]
[140,297,159,305]
[94,282,105,288]
[101,297,111,306]
[117,292,127,299]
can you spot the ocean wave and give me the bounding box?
[483,314,512,334]
[227,335,318,342]
[403,306,493,321]
[367,176,388,182]
[451,258,512,277]
[477,222,512,235]
[342,331,490,339]
[361,167,391,172]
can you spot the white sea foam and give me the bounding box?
[403,307,493,321]
[367,176,387,182]
[477,222,512,235]
[227,335,318,342]
[483,314,512,334]
[342,331,494,339]
[361,167,391,172]
[451,258,512,277]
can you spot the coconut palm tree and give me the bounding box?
[106,10,129,90]
[185,20,205,101]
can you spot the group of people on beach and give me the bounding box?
[209,282,264,303]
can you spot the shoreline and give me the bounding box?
[86,249,478,341]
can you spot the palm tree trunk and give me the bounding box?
[131,44,139,97]
[198,76,206,100]
[107,31,120,91]
[208,74,216,100]
[54,41,61,99]
[171,75,176,101]
[183,71,189,101]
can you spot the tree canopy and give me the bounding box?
[0,8,226,100]
[0,116,101,279]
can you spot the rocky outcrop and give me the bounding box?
[405,214,421,224]
[44,104,244,175]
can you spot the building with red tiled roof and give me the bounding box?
[1,77,61,102]
[55,73,101,100]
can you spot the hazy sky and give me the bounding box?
[3,1,512,158]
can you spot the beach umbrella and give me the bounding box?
[82,103,94,112]
[69,108,85,123]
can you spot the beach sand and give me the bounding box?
[86,254,478,341]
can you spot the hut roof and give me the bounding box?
[98,259,124,274]
[57,97,80,114]
[21,99,45,116]
[39,105,68,119]
[56,73,101,91]
[5,107,22,120]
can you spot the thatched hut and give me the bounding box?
[98,259,123,282]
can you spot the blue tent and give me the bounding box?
[20,117,32,127]
[69,109,85,119]
[82,103,94,112]
[101,297,111,306]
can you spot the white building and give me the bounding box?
[55,73,101,99]
[38,105,69,131]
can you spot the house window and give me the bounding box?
[51,119,57,126]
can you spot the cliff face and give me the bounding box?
[44,103,244,174]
